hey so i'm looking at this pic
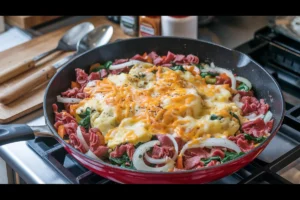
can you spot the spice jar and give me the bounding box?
[139,16,161,37]
[161,16,198,39]
[120,16,139,36]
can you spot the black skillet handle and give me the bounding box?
[0,124,35,146]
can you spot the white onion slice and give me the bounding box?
[233,94,244,108]
[180,138,241,156]
[133,140,175,172]
[200,66,236,90]
[236,76,252,90]
[86,150,100,160]
[110,60,152,70]
[244,113,264,121]
[264,111,273,123]
[86,80,97,87]
[144,134,179,165]
[76,126,89,151]
[210,62,216,68]
[57,95,82,104]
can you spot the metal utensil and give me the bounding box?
[0,22,95,84]
[0,25,113,105]
[54,24,114,69]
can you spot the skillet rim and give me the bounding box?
[43,36,285,175]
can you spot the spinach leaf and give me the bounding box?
[78,107,91,129]
[171,65,185,71]
[221,151,245,163]
[201,156,221,165]
[78,107,91,118]
[244,133,266,143]
[237,83,249,91]
[104,61,113,69]
[210,114,223,120]
[109,153,135,169]
[230,111,241,131]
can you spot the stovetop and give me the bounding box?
[24,26,300,184]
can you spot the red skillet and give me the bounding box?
[0,37,285,183]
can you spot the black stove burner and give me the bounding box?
[27,27,300,184]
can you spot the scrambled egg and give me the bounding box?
[76,64,245,149]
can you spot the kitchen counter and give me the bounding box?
[0,16,269,184]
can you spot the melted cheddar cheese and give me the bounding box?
[77,64,245,149]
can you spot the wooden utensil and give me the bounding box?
[0,22,94,84]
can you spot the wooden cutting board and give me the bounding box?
[5,16,62,29]
[0,16,132,123]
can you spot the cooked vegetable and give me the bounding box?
[244,134,266,143]
[79,107,91,129]
[58,125,66,139]
[236,76,252,90]
[132,140,175,172]
[171,65,185,71]
[210,114,223,120]
[104,61,113,69]
[264,111,273,123]
[76,126,89,151]
[221,151,245,163]
[237,83,249,91]
[144,134,178,165]
[109,153,134,169]
[57,95,82,104]
[110,60,152,70]
[180,138,241,157]
[201,156,221,165]
[205,76,217,84]
[71,81,81,89]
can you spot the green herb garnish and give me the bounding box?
[171,65,185,71]
[104,61,113,69]
[201,156,221,165]
[109,153,135,169]
[210,114,223,120]
[200,72,218,78]
[78,107,91,129]
[221,151,245,163]
[244,133,266,143]
[230,111,241,131]
[237,83,249,91]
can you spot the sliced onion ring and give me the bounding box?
[180,138,241,156]
[144,134,179,165]
[264,111,273,123]
[86,150,100,160]
[133,140,175,172]
[110,60,153,70]
[233,93,244,108]
[76,126,89,151]
[235,76,252,90]
[57,95,82,104]
[245,113,264,121]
